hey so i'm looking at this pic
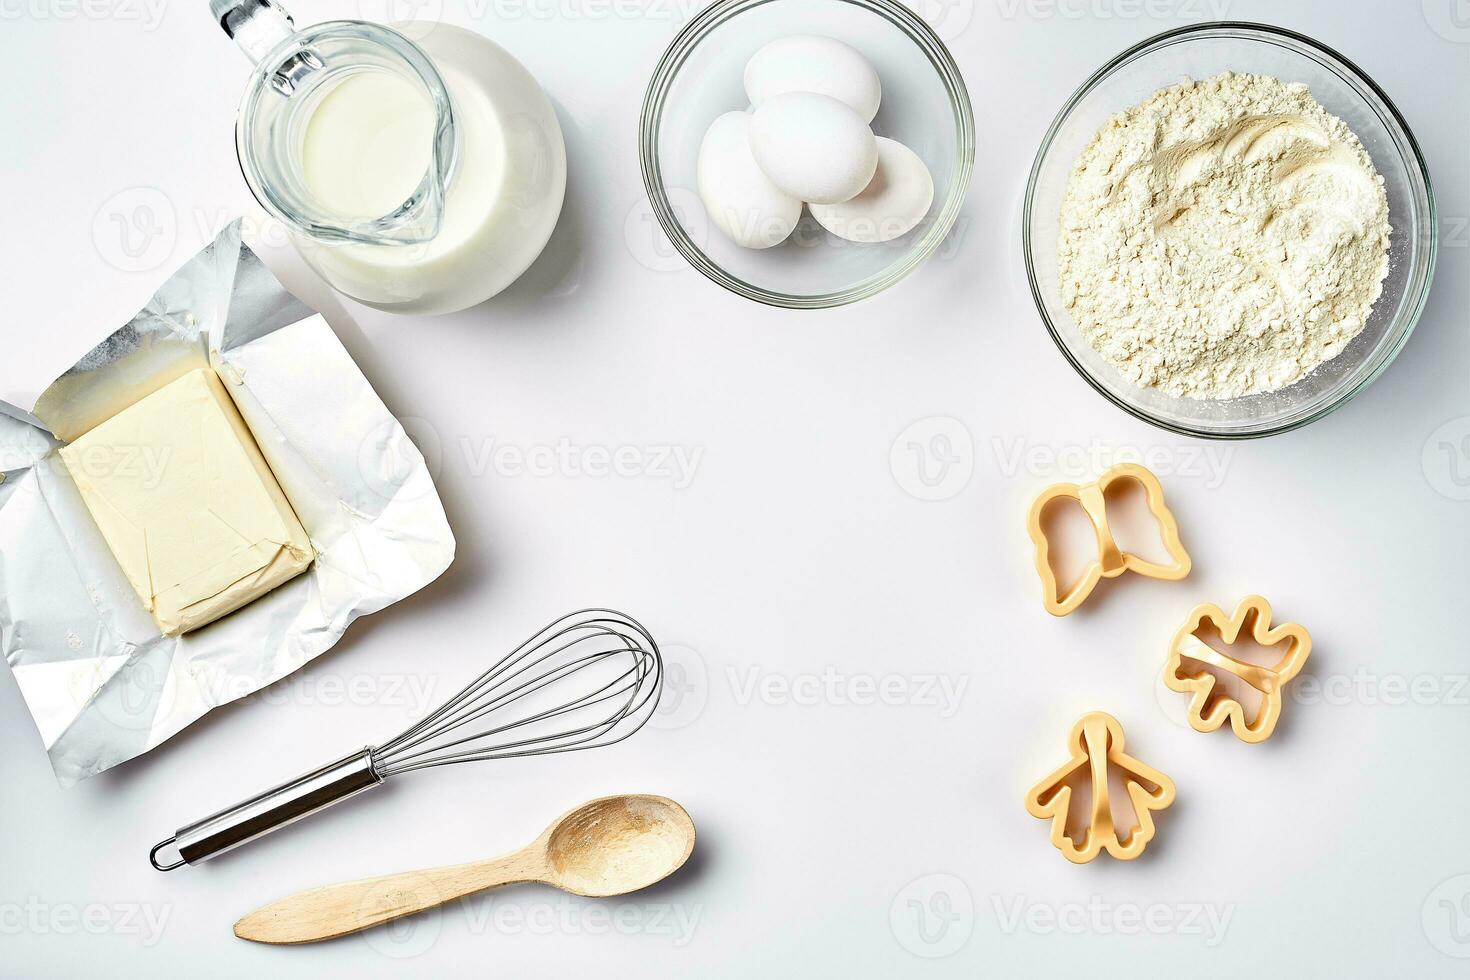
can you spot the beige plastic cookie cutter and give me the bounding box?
[1164,595,1311,743]
[1024,712,1176,864]
[1027,463,1191,616]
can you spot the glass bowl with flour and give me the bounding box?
[1024,23,1436,438]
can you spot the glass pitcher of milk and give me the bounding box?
[213,0,566,315]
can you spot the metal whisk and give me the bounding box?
[150,609,662,870]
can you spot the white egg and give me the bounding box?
[809,138,934,243]
[697,111,802,249]
[744,35,881,123]
[748,93,877,205]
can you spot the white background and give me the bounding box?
[2,0,1467,976]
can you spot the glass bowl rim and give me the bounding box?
[638,0,976,310]
[1021,20,1438,440]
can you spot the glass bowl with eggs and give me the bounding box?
[1024,22,1437,439]
[639,0,975,309]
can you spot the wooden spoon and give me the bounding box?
[234,794,696,944]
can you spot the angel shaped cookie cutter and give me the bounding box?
[1027,464,1191,616]
[1025,712,1176,863]
[1164,595,1312,743]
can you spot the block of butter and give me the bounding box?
[59,368,313,637]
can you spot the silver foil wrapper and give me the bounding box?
[0,221,455,785]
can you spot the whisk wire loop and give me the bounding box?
[371,609,663,777]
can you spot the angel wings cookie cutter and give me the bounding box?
[1164,595,1312,743]
[1027,463,1191,616]
[1024,712,1176,864]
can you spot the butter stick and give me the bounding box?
[60,368,313,636]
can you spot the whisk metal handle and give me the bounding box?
[149,747,382,871]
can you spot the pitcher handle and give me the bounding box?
[212,0,298,66]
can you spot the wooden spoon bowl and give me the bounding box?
[545,796,696,896]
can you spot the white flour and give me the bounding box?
[1058,72,1391,399]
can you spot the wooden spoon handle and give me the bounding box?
[234,852,545,944]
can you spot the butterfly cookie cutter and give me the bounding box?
[1024,712,1176,864]
[1027,463,1191,616]
[1164,595,1311,743]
